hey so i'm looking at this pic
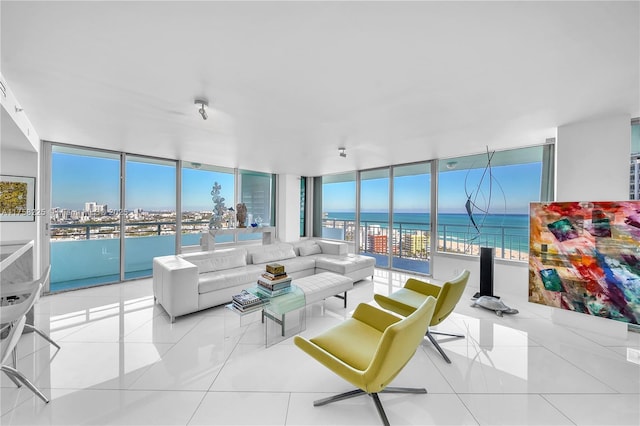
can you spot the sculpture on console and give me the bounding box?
[209,182,226,229]
[236,203,247,228]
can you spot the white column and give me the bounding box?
[276,175,302,243]
[552,113,631,336]
[556,114,630,201]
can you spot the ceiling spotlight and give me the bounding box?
[194,99,208,120]
[446,161,458,170]
[339,147,347,158]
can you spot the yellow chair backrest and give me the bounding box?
[363,295,436,393]
[430,269,470,326]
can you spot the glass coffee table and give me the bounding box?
[227,284,306,347]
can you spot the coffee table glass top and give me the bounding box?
[246,284,305,315]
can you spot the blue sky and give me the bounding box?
[323,162,542,214]
[53,152,542,214]
[53,153,233,211]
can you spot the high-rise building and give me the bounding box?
[84,202,97,212]
[367,234,387,254]
[402,233,429,258]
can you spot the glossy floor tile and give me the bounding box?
[2,270,639,425]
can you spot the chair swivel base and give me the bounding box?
[1,365,49,403]
[313,386,427,426]
[426,330,464,364]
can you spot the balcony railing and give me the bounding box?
[48,220,253,291]
[321,218,528,262]
[49,217,527,292]
[438,223,529,261]
[50,221,202,291]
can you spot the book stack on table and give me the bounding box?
[231,290,263,312]
[257,263,292,296]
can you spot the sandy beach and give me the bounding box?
[437,238,528,261]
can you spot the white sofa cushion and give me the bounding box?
[291,240,316,256]
[276,256,316,274]
[198,264,263,294]
[298,243,321,256]
[181,248,247,273]
[293,272,354,305]
[316,240,348,255]
[248,243,296,265]
[314,254,376,274]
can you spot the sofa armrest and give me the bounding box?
[316,240,347,256]
[153,256,199,322]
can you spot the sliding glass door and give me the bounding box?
[392,163,431,274]
[124,155,177,279]
[50,146,121,291]
[181,163,235,245]
[359,169,390,267]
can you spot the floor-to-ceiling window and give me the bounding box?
[313,144,551,273]
[392,162,431,274]
[300,177,307,237]
[315,172,357,242]
[48,143,276,291]
[437,145,553,261]
[629,119,640,199]
[315,165,431,274]
[50,146,121,291]
[239,170,275,242]
[359,169,390,267]
[50,148,179,289]
[124,155,176,279]
[182,162,235,245]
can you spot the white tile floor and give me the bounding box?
[2,269,639,425]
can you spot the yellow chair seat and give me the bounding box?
[374,270,470,364]
[310,316,389,371]
[373,287,427,317]
[294,297,436,425]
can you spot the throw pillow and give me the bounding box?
[251,245,296,264]
[298,243,322,256]
[186,249,247,273]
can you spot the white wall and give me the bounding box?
[556,114,630,200]
[1,75,42,274]
[276,174,301,243]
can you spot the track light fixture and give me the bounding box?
[194,99,208,120]
[339,147,347,158]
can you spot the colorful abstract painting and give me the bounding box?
[529,201,640,325]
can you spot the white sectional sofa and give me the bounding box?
[152,240,375,322]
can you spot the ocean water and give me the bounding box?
[325,212,528,231]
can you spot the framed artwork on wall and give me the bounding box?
[0,175,36,222]
[529,201,640,325]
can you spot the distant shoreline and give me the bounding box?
[438,237,528,260]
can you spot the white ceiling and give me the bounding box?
[1,1,638,176]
